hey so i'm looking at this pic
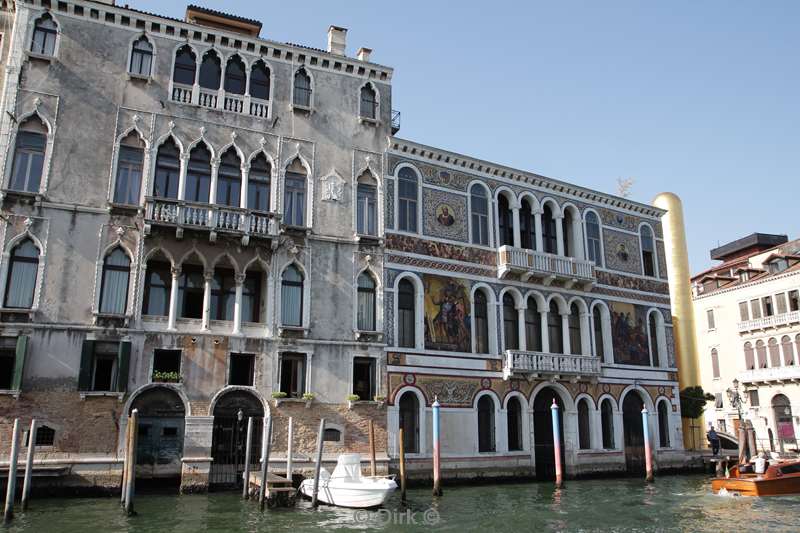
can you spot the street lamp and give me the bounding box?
[726,378,748,426]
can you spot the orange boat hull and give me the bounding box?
[712,476,800,496]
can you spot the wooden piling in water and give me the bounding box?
[551,400,564,488]
[746,423,758,459]
[258,416,273,511]
[286,417,294,481]
[311,418,325,508]
[124,409,139,516]
[398,428,407,502]
[432,397,442,496]
[737,426,747,464]
[242,417,254,499]
[368,420,376,478]
[21,419,36,511]
[641,407,654,483]
[4,419,21,523]
[120,416,131,506]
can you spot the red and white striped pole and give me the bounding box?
[432,396,442,496]
[642,407,654,482]
[551,399,563,489]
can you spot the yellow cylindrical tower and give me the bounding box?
[652,192,701,449]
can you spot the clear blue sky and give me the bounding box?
[133,0,799,272]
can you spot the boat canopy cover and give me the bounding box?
[332,453,363,481]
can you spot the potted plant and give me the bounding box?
[374,394,386,408]
[346,394,360,409]
[152,370,181,383]
[302,392,315,408]
[271,391,288,405]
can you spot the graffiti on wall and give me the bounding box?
[609,302,651,366]
[423,274,471,352]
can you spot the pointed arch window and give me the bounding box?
[474,290,489,353]
[397,167,418,233]
[503,293,519,351]
[568,303,582,355]
[293,68,312,108]
[199,51,221,90]
[153,139,180,199]
[525,298,542,352]
[641,225,656,277]
[113,133,144,205]
[356,174,378,236]
[10,117,47,194]
[142,260,171,316]
[360,83,378,119]
[186,144,212,203]
[31,15,57,56]
[283,159,307,227]
[224,55,246,95]
[578,399,591,450]
[248,154,271,212]
[250,61,270,101]
[601,399,614,449]
[99,248,130,315]
[547,300,563,353]
[658,401,670,448]
[210,268,236,321]
[281,265,304,327]
[242,270,262,323]
[470,185,489,246]
[585,211,602,265]
[542,203,558,254]
[357,272,377,331]
[217,148,241,207]
[129,36,153,77]
[178,265,204,319]
[397,279,416,348]
[172,45,196,85]
[4,239,39,309]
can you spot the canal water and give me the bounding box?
[2,475,797,532]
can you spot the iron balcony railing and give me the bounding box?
[503,350,602,379]
[391,109,401,134]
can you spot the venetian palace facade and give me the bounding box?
[0,0,686,492]
[692,234,800,452]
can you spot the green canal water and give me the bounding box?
[2,475,797,532]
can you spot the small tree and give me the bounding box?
[679,386,715,419]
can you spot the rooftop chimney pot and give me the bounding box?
[327,25,347,56]
[357,47,372,62]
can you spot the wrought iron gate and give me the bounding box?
[209,415,263,488]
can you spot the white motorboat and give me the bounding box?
[299,453,397,508]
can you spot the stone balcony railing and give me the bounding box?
[144,197,279,245]
[170,82,271,119]
[738,310,800,333]
[503,350,602,380]
[739,365,800,385]
[497,245,595,288]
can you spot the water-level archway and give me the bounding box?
[622,391,646,474]
[209,388,264,488]
[533,387,565,481]
[130,386,187,480]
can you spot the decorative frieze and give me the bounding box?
[385,234,496,265]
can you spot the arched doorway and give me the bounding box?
[533,388,565,481]
[398,391,420,454]
[772,394,796,451]
[507,396,523,452]
[210,389,264,488]
[477,395,496,452]
[622,391,646,474]
[130,387,186,480]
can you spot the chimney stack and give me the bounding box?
[357,47,372,62]
[327,25,347,56]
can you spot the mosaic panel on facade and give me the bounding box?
[423,274,471,352]
[422,188,468,242]
[603,229,642,275]
[595,270,669,295]
[387,256,493,277]
[656,240,668,279]
[385,234,496,265]
[385,179,394,230]
[609,302,651,366]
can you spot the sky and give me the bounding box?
[131,0,799,272]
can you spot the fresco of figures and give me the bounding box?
[423,274,471,352]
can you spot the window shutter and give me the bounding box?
[12,335,28,390]
[116,341,131,393]
[78,340,94,391]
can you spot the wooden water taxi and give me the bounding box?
[711,459,800,496]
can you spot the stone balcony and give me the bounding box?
[738,310,800,333]
[497,245,595,288]
[740,365,800,385]
[503,350,602,380]
[144,197,279,245]
[171,82,270,119]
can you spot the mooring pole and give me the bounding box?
[368,420,376,478]
[398,428,407,502]
[242,417,254,499]
[641,407,654,482]
[124,409,139,516]
[432,396,442,496]
[21,419,37,511]
[737,425,747,465]
[551,400,563,489]
[746,422,758,460]
[4,419,21,522]
[311,418,325,508]
[258,416,273,511]
[120,418,131,506]
[286,416,294,482]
